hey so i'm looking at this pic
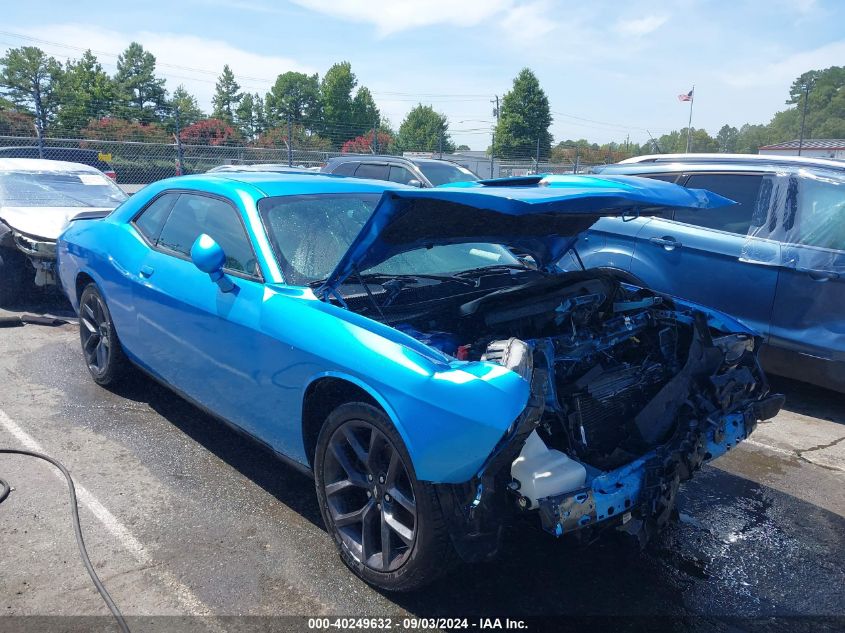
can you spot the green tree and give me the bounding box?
[394,104,454,154]
[113,42,168,123]
[320,61,357,143]
[56,49,114,133]
[166,85,204,133]
[236,92,260,140]
[455,144,471,151]
[494,68,553,159]
[735,123,775,154]
[211,65,242,124]
[716,124,739,153]
[264,71,321,127]
[0,46,63,140]
[350,86,379,138]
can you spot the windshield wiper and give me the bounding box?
[355,272,476,286]
[453,264,538,278]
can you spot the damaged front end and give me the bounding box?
[424,276,783,561]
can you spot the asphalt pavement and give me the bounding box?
[0,298,843,633]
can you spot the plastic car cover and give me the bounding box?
[741,168,845,273]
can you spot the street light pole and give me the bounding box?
[798,83,811,156]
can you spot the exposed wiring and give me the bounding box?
[0,449,130,633]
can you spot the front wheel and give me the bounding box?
[78,283,129,386]
[0,247,28,307]
[315,402,457,591]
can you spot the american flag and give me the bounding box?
[678,89,694,102]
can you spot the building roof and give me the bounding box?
[759,139,845,150]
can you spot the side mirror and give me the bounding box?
[190,234,234,292]
[407,179,423,188]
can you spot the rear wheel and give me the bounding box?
[315,402,457,591]
[78,283,129,386]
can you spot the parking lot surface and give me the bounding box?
[1,299,843,632]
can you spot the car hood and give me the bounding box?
[319,174,734,295]
[0,206,114,240]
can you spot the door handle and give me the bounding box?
[802,268,839,282]
[649,236,683,250]
[139,265,155,278]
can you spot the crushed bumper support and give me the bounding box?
[537,393,785,542]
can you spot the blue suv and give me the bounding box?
[568,153,845,392]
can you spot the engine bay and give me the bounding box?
[337,268,762,476]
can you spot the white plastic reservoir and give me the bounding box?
[510,431,587,509]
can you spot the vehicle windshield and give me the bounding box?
[416,162,479,186]
[0,169,127,208]
[258,193,520,286]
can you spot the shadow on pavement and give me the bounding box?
[769,375,845,425]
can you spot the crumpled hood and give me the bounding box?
[319,174,734,295]
[0,206,114,240]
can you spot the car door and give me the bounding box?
[766,172,845,389]
[568,173,682,273]
[629,172,780,338]
[130,191,272,437]
[388,164,423,187]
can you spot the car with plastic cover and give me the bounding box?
[56,171,783,590]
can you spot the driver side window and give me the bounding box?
[156,193,260,277]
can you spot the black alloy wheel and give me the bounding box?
[315,402,457,591]
[78,284,128,386]
[323,418,417,572]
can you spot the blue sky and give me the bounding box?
[3,0,844,149]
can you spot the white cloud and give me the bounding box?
[290,0,513,36]
[9,24,315,110]
[497,1,559,46]
[613,14,668,37]
[721,39,845,88]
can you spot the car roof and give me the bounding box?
[614,152,845,170]
[161,171,404,197]
[326,154,462,167]
[207,164,314,173]
[0,158,105,173]
[597,155,845,178]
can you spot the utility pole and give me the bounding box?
[535,137,540,174]
[373,116,379,154]
[490,131,495,179]
[286,112,293,167]
[798,82,811,156]
[173,106,185,176]
[491,95,500,123]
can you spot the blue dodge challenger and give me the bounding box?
[57,172,783,590]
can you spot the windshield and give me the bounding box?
[258,193,519,285]
[416,162,479,187]
[0,170,127,208]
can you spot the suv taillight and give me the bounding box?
[105,170,117,182]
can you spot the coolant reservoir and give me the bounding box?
[511,431,587,509]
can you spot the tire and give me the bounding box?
[0,247,28,307]
[315,402,458,591]
[78,283,129,386]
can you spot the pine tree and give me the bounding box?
[0,46,63,139]
[212,65,242,124]
[56,49,114,132]
[113,42,168,123]
[494,68,553,159]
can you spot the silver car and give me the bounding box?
[0,158,127,303]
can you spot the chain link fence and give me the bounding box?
[0,133,616,192]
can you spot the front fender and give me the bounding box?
[305,362,530,484]
[263,287,530,484]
